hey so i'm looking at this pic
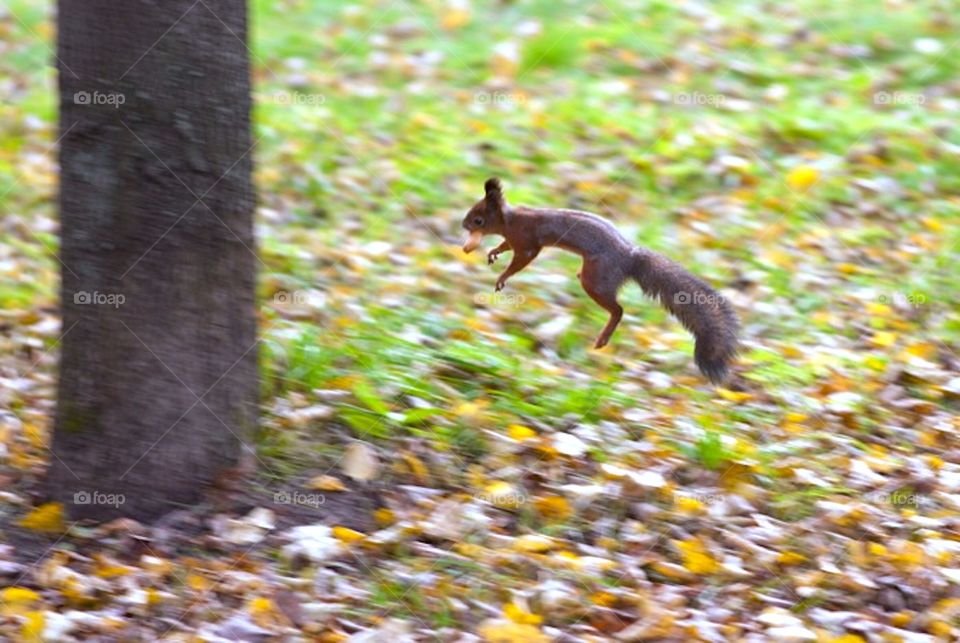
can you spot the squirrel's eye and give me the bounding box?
[473,217,483,226]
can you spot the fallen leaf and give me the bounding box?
[17,503,65,533]
[306,475,347,491]
[342,442,379,481]
[786,165,819,191]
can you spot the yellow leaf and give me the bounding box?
[327,375,359,390]
[21,610,44,643]
[786,165,820,191]
[871,331,897,347]
[558,551,618,574]
[650,561,695,582]
[503,602,542,625]
[675,496,705,514]
[507,424,536,441]
[60,578,95,608]
[513,534,555,553]
[675,538,720,575]
[374,508,395,525]
[1,587,40,604]
[17,503,65,534]
[776,551,807,566]
[454,400,487,418]
[95,564,131,579]
[332,526,365,544]
[454,543,485,558]
[306,475,347,492]
[837,262,860,274]
[400,452,430,484]
[591,591,617,607]
[467,464,487,489]
[467,119,491,134]
[440,9,471,30]
[465,318,492,332]
[257,167,282,185]
[478,618,549,643]
[890,542,925,569]
[717,388,753,403]
[812,310,837,325]
[763,249,794,268]
[187,573,210,592]
[533,495,572,521]
[866,302,891,316]
[410,112,437,129]
[247,596,281,627]
[22,423,46,449]
[929,621,952,638]
[867,542,887,557]
[248,596,273,614]
[903,342,936,359]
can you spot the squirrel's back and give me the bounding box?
[513,207,634,258]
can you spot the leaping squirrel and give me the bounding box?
[461,178,739,383]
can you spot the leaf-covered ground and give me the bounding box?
[2,0,960,640]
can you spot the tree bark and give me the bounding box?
[49,0,257,521]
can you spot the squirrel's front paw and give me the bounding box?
[487,251,499,265]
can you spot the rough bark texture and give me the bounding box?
[50,0,257,521]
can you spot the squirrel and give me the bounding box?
[461,178,739,383]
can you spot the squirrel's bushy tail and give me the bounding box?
[630,248,739,383]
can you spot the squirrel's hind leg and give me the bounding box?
[580,259,624,349]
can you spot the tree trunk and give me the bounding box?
[49,0,257,521]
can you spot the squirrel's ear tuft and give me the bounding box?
[484,177,505,211]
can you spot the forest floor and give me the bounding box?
[2,0,960,640]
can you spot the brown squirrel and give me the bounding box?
[461,178,739,383]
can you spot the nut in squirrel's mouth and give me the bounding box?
[462,230,483,253]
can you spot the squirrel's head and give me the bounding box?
[461,177,507,253]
